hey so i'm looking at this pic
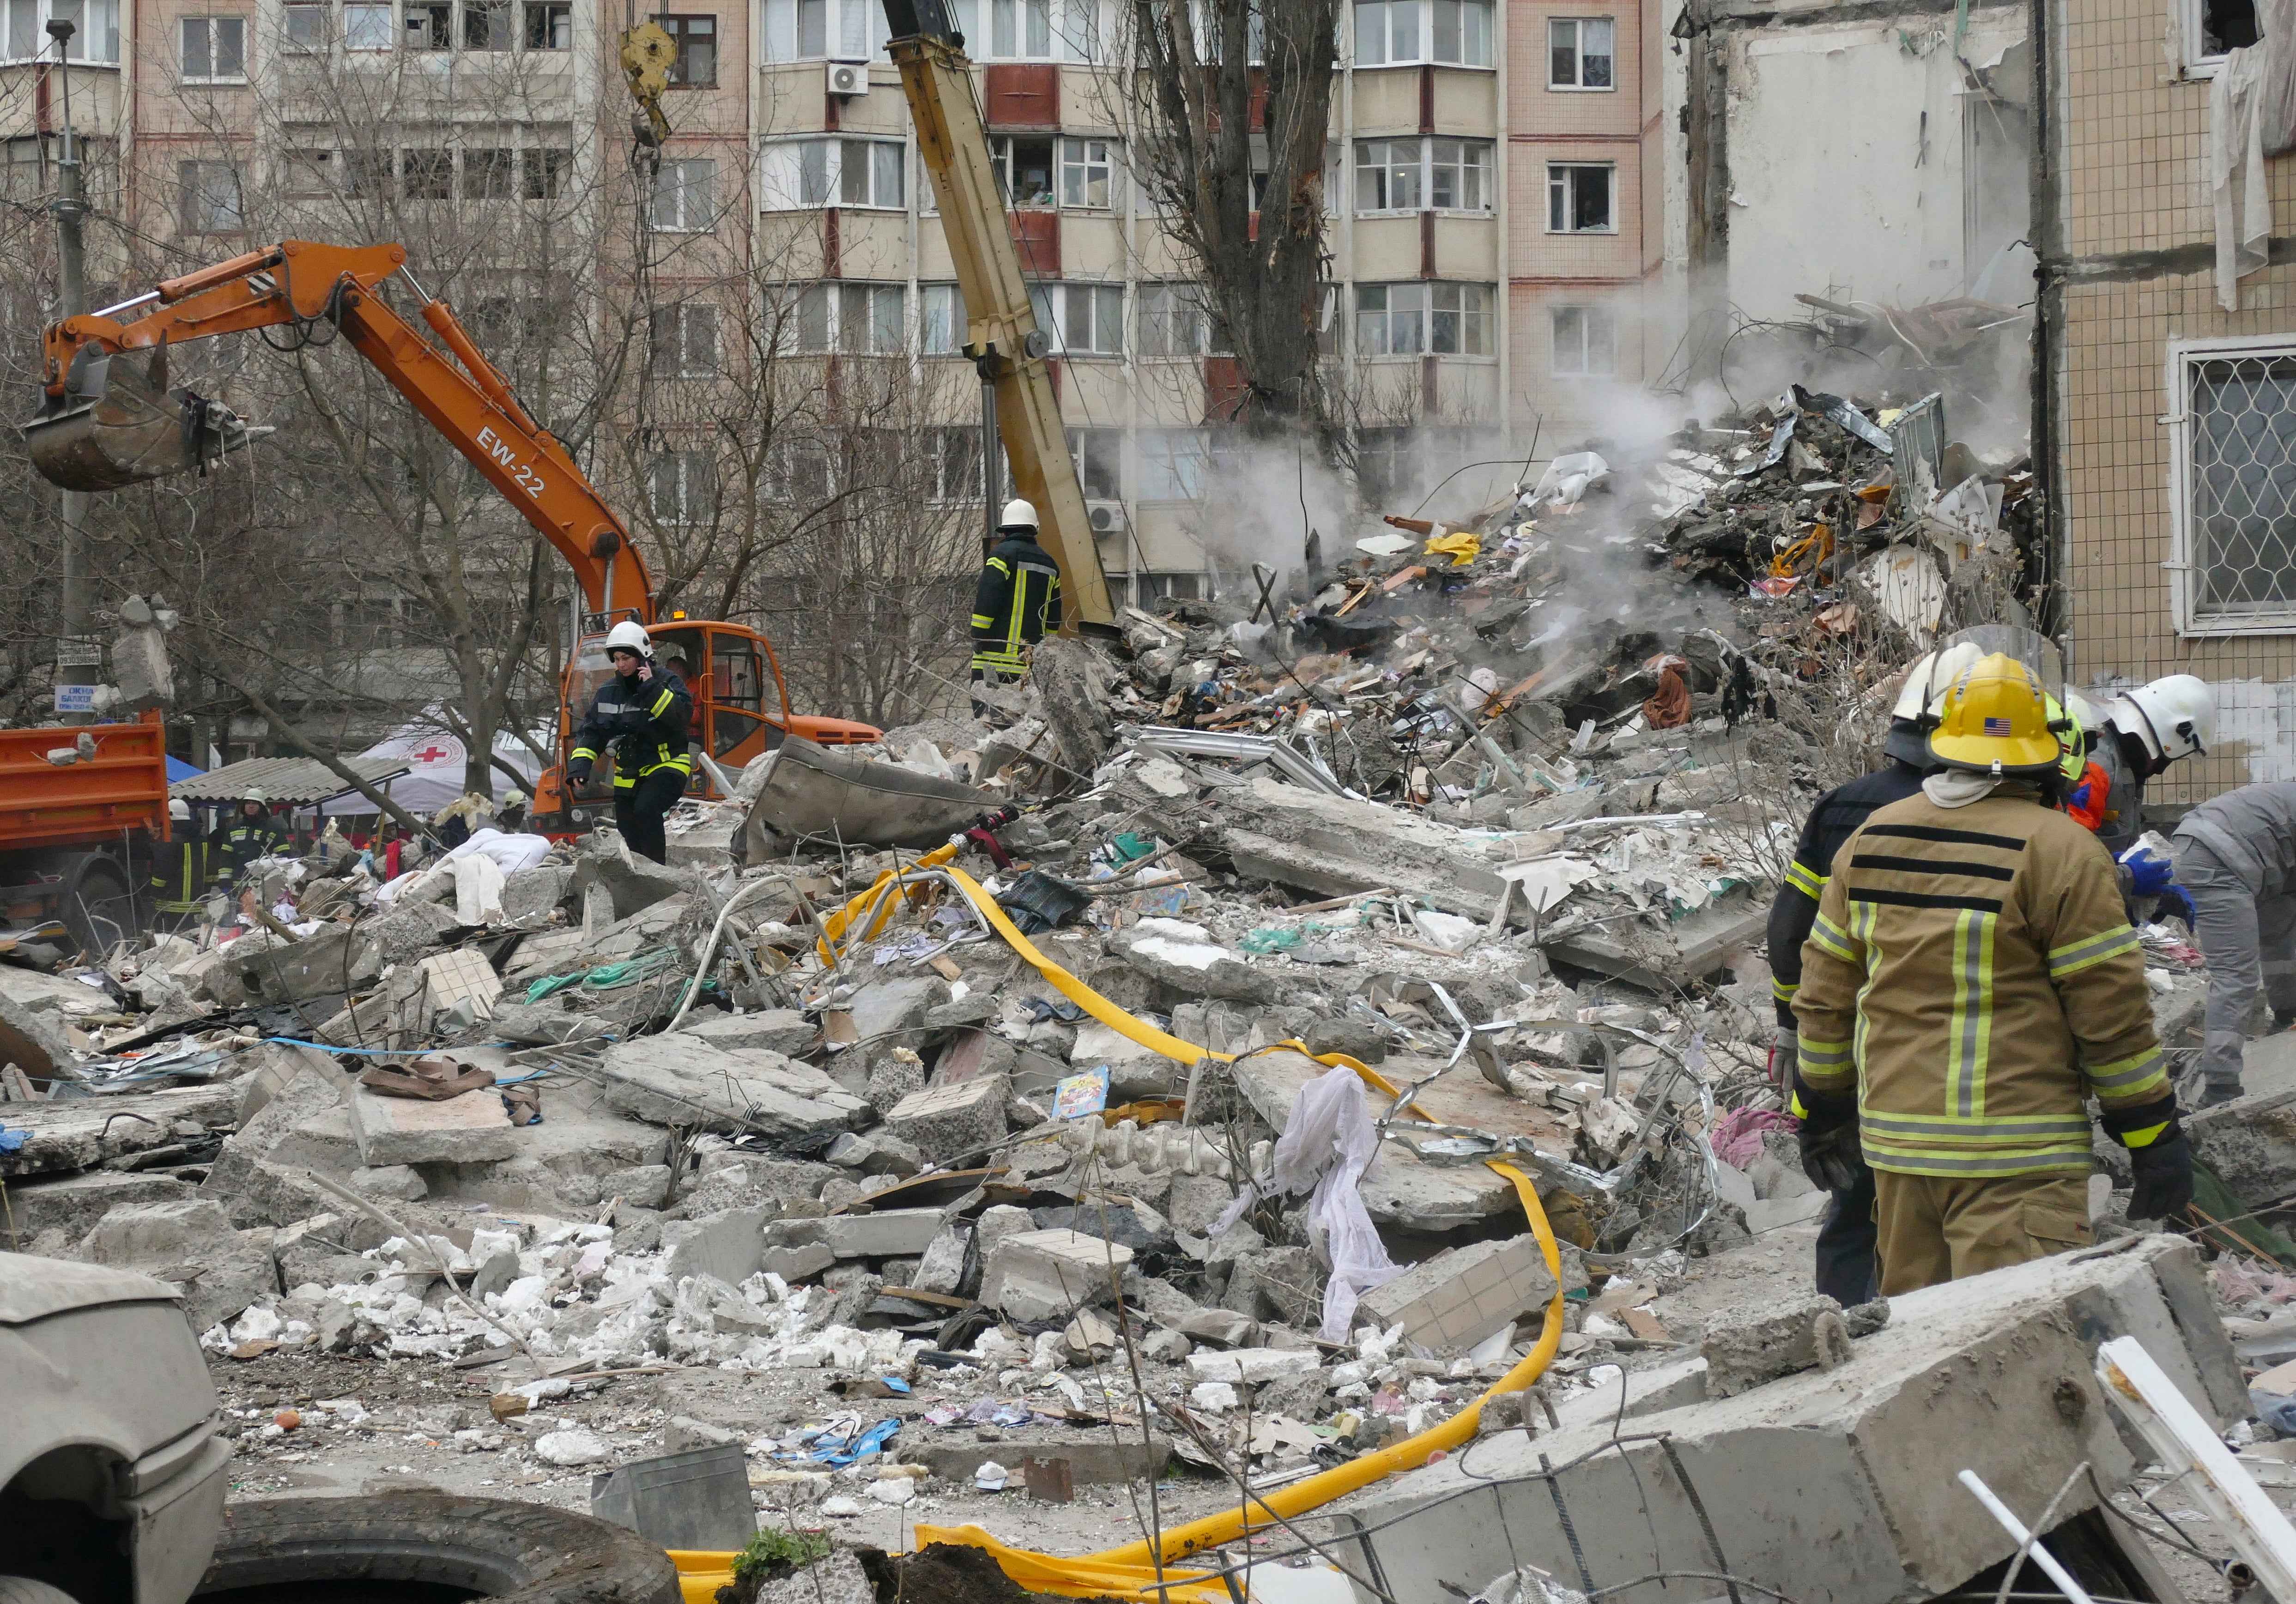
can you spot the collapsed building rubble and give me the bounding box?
[10,371,2296,1600]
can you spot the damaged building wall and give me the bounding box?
[2041,0,2296,795]
[1680,0,2031,346]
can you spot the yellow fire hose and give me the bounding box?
[662,850,1569,1601]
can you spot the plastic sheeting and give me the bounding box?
[1209,1067,1404,1340]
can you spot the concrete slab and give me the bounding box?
[980,1228,1134,1321]
[1185,1347,1321,1383]
[0,1170,195,1241]
[822,1207,944,1259]
[1335,1235,2242,1604]
[2,1084,240,1178]
[344,1086,517,1167]
[0,982,80,1082]
[886,1074,1008,1164]
[1214,776,1517,925]
[79,1198,278,1332]
[597,1037,870,1139]
[1357,1235,1556,1353]
[2187,1081,2296,1202]
[903,1435,1169,1486]
[228,924,384,1004]
[679,1010,818,1057]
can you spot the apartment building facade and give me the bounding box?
[2038,0,2296,792]
[10,0,1665,608]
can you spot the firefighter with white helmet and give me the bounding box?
[2168,776,2296,1107]
[1792,652,2185,1291]
[565,619,692,864]
[969,498,1062,716]
[2064,674,2213,858]
[221,787,279,873]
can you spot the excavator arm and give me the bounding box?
[29,239,653,623]
[881,0,1116,632]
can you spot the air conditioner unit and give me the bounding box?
[1086,498,1128,533]
[827,61,869,95]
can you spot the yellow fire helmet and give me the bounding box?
[1928,652,2066,777]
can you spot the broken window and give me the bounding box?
[650,303,721,377]
[993,136,1057,208]
[523,147,569,199]
[1139,429,1207,501]
[464,0,514,49]
[1139,282,1214,359]
[838,283,907,354]
[2174,341,2296,630]
[401,149,454,198]
[2191,0,2258,64]
[341,149,391,197]
[663,14,717,85]
[464,147,515,199]
[1547,162,1612,232]
[648,449,717,526]
[282,149,336,197]
[931,425,981,502]
[651,157,715,230]
[768,438,834,502]
[179,159,243,232]
[180,15,245,80]
[1069,427,1122,500]
[1548,16,1613,87]
[406,2,454,49]
[1355,138,1491,212]
[1551,304,1617,376]
[524,2,570,48]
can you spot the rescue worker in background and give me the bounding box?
[1793,653,2189,1293]
[566,620,692,865]
[970,499,1062,715]
[2066,676,2214,857]
[2169,782,2296,1107]
[221,791,279,874]
[155,798,209,913]
[498,789,531,833]
[1767,647,1969,1305]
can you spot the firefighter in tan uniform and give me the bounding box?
[1792,653,2193,1294]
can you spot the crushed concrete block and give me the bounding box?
[1302,1017,1387,1065]
[500,863,575,925]
[979,1228,1133,1321]
[6,1084,239,1179]
[486,1002,609,1047]
[364,897,464,966]
[344,1086,516,1167]
[466,1248,521,1300]
[905,1434,1169,1488]
[0,1170,194,1241]
[761,1241,835,1282]
[1176,1307,1259,1346]
[2187,1083,2296,1203]
[0,985,78,1082]
[1166,1174,1241,1236]
[227,924,384,1004]
[823,1132,922,1176]
[1218,1246,1324,1328]
[1357,1235,1558,1353]
[1185,1347,1321,1384]
[885,1074,1009,1165]
[679,1010,818,1056]
[599,1036,870,1139]
[79,1198,278,1332]
[407,949,503,1023]
[569,837,695,920]
[1338,1235,2240,1604]
[1698,1294,1881,1398]
[822,1207,944,1259]
[912,1222,972,1295]
[1746,1192,1832,1233]
[662,1203,779,1284]
[1107,921,1278,1004]
[348,1165,428,1201]
[866,1049,928,1110]
[1141,1329,1193,1362]
[598,1164,673,1209]
[232,1041,340,1123]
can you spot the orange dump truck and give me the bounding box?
[0,711,169,954]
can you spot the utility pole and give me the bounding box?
[48,17,97,724]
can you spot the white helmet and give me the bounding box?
[2106,673,2213,762]
[170,798,190,820]
[999,498,1040,533]
[604,620,654,659]
[1889,642,1987,723]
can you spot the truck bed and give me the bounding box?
[0,713,171,853]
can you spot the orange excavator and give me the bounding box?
[24,239,878,835]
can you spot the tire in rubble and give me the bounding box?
[194,1494,680,1604]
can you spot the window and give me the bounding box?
[406,2,453,49]
[464,0,513,48]
[1060,138,1116,209]
[282,149,336,196]
[650,303,721,377]
[1548,17,1613,87]
[525,1,570,47]
[1352,0,1490,65]
[1030,281,1122,356]
[992,136,1056,208]
[2169,337,2296,632]
[757,138,903,208]
[341,149,391,197]
[2181,0,2257,71]
[1551,304,1617,376]
[1139,282,1219,359]
[1355,427,1409,502]
[465,147,515,199]
[401,148,453,198]
[930,425,981,502]
[784,282,907,353]
[3,0,118,61]
[344,2,394,49]
[921,282,968,354]
[1354,137,1491,213]
[1140,429,1207,501]
[652,158,715,230]
[1355,282,1492,355]
[524,147,569,199]
[1547,163,1613,232]
[664,14,716,85]
[760,0,889,59]
[180,16,245,80]
[1070,428,1121,500]
[180,159,243,232]
[992,0,1050,54]
[284,2,327,49]
[648,449,717,526]
[768,438,833,502]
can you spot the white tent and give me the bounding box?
[321,708,545,817]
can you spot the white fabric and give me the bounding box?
[2213,46,2272,310]
[1210,1068,1405,1340]
[448,827,554,878]
[373,828,548,911]
[453,853,508,925]
[320,706,545,817]
[1923,770,2005,809]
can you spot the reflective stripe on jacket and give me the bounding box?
[1793,787,2167,1179]
[1765,760,1926,1027]
[571,667,693,787]
[970,533,1062,673]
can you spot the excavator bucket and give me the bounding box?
[24,343,260,492]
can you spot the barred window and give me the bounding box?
[2172,339,2296,632]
